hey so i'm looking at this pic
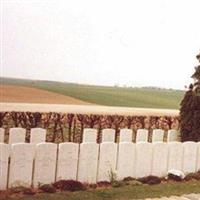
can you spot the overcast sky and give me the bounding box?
[1,0,200,89]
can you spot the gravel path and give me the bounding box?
[144,193,200,200]
[0,102,179,116]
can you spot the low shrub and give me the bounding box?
[0,191,9,200]
[111,181,125,188]
[88,184,97,189]
[126,180,143,186]
[23,188,36,195]
[10,186,29,193]
[97,181,111,187]
[53,180,85,192]
[137,176,161,185]
[123,177,135,182]
[184,172,200,181]
[167,174,182,182]
[39,184,56,193]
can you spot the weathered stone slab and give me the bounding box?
[152,129,164,143]
[30,128,46,144]
[97,142,117,182]
[56,142,79,181]
[135,142,153,178]
[182,142,198,173]
[152,142,168,177]
[77,143,99,183]
[136,129,148,143]
[197,142,200,172]
[167,130,179,142]
[33,143,57,187]
[9,128,26,144]
[9,143,35,188]
[117,142,136,180]
[119,129,133,142]
[0,128,4,143]
[168,142,183,171]
[102,129,115,142]
[82,128,97,143]
[0,143,9,190]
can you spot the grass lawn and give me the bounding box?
[1,77,184,109]
[5,180,200,200]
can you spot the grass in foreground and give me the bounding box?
[5,180,200,200]
[1,77,184,109]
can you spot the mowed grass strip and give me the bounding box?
[6,180,200,200]
[1,77,184,109]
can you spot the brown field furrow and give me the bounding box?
[0,85,90,105]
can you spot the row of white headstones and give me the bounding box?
[0,127,200,191]
[0,127,179,144]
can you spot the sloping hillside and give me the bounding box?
[0,77,184,109]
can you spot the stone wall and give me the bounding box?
[0,129,199,190]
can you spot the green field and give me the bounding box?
[0,77,184,109]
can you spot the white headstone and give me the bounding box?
[167,130,179,142]
[152,142,168,177]
[197,142,200,172]
[168,142,183,171]
[77,143,99,183]
[135,142,153,178]
[56,142,79,181]
[136,129,148,143]
[0,144,9,190]
[152,129,164,143]
[0,128,5,143]
[30,128,46,144]
[102,129,115,142]
[33,143,57,187]
[117,142,136,180]
[97,142,117,182]
[83,128,97,143]
[9,143,35,188]
[119,129,133,142]
[9,128,26,144]
[182,142,198,173]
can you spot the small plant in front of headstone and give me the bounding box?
[39,184,56,193]
[137,176,161,185]
[108,168,117,184]
[53,180,85,192]
[123,177,142,186]
[97,181,111,187]
[10,186,29,194]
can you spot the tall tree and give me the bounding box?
[180,51,200,142]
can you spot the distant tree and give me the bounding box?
[180,51,200,142]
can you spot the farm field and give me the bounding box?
[0,85,90,105]
[0,77,184,109]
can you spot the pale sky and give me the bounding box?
[1,0,200,89]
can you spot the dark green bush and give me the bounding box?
[180,51,200,142]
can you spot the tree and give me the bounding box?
[180,51,200,142]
